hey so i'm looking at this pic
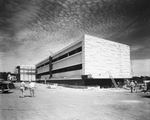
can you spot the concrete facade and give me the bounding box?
[36,58,50,80]
[36,34,132,85]
[83,35,131,79]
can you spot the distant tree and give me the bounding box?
[3,72,8,80]
[0,72,11,80]
[143,76,150,80]
[130,76,148,83]
[0,72,3,79]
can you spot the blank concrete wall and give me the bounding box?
[83,34,132,79]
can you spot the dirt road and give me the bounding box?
[0,83,150,120]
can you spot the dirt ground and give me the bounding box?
[0,83,150,120]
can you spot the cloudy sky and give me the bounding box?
[0,0,150,76]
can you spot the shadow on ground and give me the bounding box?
[0,91,13,94]
[141,95,150,98]
[19,95,32,98]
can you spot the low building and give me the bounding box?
[16,65,36,82]
[36,34,132,86]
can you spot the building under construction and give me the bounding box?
[36,34,132,87]
[16,65,36,82]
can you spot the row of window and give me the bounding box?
[20,68,35,71]
[37,61,49,69]
[52,47,82,63]
[37,64,82,76]
[20,72,35,75]
[36,47,82,69]
[20,70,35,72]
[52,64,82,74]
[37,71,50,76]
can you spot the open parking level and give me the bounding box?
[0,83,150,120]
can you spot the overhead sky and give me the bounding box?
[0,0,150,76]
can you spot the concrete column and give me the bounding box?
[49,56,52,78]
[16,66,20,82]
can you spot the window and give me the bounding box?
[52,64,82,74]
[37,71,50,76]
[52,47,82,63]
[37,61,49,68]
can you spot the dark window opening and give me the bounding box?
[37,61,49,69]
[37,71,49,76]
[69,47,82,56]
[52,64,82,74]
[52,47,82,63]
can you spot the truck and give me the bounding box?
[0,79,15,93]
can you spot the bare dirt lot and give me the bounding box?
[0,83,150,120]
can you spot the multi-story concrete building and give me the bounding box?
[16,65,36,82]
[36,34,132,86]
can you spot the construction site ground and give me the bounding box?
[0,83,150,120]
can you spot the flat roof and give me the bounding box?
[17,65,35,67]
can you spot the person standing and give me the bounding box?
[134,81,138,92]
[29,81,35,97]
[20,81,26,98]
[145,82,150,93]
[130,80,135,93]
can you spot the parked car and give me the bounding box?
[0,80,15,93]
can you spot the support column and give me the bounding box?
[49,56,52,78]
[16,66,20,82]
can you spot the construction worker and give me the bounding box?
[134,81,138,92]
[20,81,26,98]
[29,80,35,97]
[130,80,135,93]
